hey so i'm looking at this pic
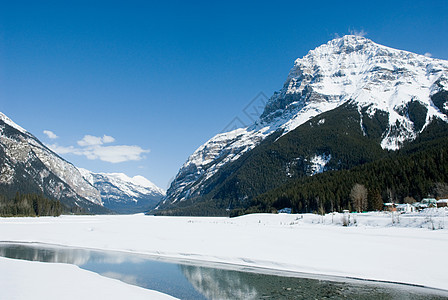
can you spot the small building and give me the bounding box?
[396,203,415,213]
[437,199,448,208]
[278,208,292,214]
[413,202,427,210]
[421,198,437,208]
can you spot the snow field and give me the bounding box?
[0,211,447,292]
[0,256,177,300]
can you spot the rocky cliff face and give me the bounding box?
[0,112,106,212]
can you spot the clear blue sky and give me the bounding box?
[1,0,447,189]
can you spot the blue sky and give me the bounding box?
[1,0,447,189]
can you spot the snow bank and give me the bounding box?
[0,211,447,292]
[0,256,177,300]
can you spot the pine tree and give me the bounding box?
[368,189,383,211]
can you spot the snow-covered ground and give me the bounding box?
[1,210,448,297]
[0,256,176,300]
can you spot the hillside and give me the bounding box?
[156,35,448,216]
[0,113,109,214]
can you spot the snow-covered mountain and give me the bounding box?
[162,35,448,207]
[78,168,165,214]
[0,112,164,214]
[0,112,106,213]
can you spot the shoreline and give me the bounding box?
[1,213,447,292]
[1,240,448,297]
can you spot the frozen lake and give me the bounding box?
[1,242,446,299]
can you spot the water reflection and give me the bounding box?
[100,271,140,286]
[0,243,447,300]
[181,265,259,299]
[0,243,206,299]
[180,264,448,300]
[0,243,91,265]
[0,243,144,265]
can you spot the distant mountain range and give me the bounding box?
[156,35,448,216]
[0,113,164,214]
[78,168,165,214]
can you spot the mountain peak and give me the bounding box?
[304,35,373,58]
[0,112,28,134]
[260,35,448,144]
[336,34,370,44]
[328,34,371,49]
[103,172,165,194]
[162,36,448,207]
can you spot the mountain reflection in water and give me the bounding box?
[180,264,448,300]
[181,265,259,299]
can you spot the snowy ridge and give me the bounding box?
[79,168,165,213]
[164,35,448,205]
[0,112,28,134]
[0,111,163,213]
[164,127,269,204]
[78,168,165,199]
[30,145,102,205]
[0,112,102,206]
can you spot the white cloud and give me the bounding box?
[101,135,115,144]
[349,28,367,37]
[48,134,149,163]
[424,52,432,58]
[43,130,58,139]
[83,145,149,163]
[77,135,115,147]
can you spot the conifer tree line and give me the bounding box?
[0,193,63,217]
[155,114,448,217]
[241,135,448,215]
